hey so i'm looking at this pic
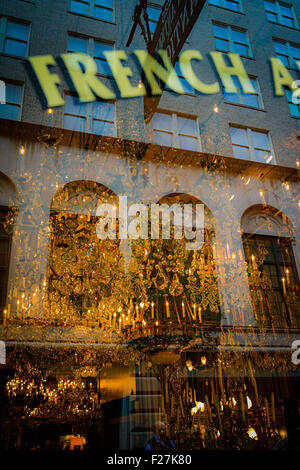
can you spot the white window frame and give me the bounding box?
[213,23,253,58]
[69,0,115,23]
[67,34,114,78]
[0,17,30,58]
[209,0,243,13]
[0,79,24,121]
[264,1,298,29]
[153,111,202,152]
[273,38,300,70]
[230,125,276,164]
[63,92,117,137]
[224,76,264,109]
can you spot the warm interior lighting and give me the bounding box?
[248,427,258,440]
[266,155,273,163]
[186,360,193,372]
[138,80,143,89]
[246,396,252,409]
[246,178,251,185]
[213,104,219,113]
[19,145,25,155]
[230,194,235,201]
[47,108,53,114]
[201,356,207,365]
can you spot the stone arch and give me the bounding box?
[241,204,295,239]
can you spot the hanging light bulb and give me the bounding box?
[201,356,207,366]
[186,359,193,372]
[247,427,258,440]
[47,108,53,114]
[19,145,25,155]
[138,80,143,89]
[213,104,219,113]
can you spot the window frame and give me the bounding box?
[67,34,115,78]
[285,88,300,118]
[69,0,115,23]
[273,38,300,70]
[208,0,243,13]
[153,111,202,152]
[212,22,253,58]
[0,17,31,58]
[0,79,24,121]
[63,91,117,137]
[229,125,276,164]
[0,206,14,318]
[223,76,264,110]
[264,1,298,29]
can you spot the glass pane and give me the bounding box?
[252,131,270,149]
[178,135,199,151]
[232,30,247,45]
[254,149,272,163]
[209,0,221,5]
[281,16,294,27]
[153,130,172,147]
[92,119,115,136]
[6,84,22,105]
[94,6,113,21]
[230,127,248,146]
[242,93,259,108]
[224,91,239,103]
[273,41,287,54]
[64,114,86,132]
[149,20,157,33]
[4,39,27,57]
[94,42,113,58]
[65,95,87,117]
[153,113,172,132]
[276,53,289,66]
[280,6,293,18]
[266,12,278,22]
[215,38,230,52]
[95,0,113,7]
[289,103,300,117]
[213,24,228,39]
[233,43,249,56]
[68,36,88,53]
[224,0,240,12]
[6,21,28,41]
[0,103,20,120]
[177,117,197,136]
[291,46,300,60]
[264,1,276,13]
[147,7,161,21]
[70,0,89,15]
[92,101,114,121]
[232,145,250,160]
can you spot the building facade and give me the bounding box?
[0,0,299,450]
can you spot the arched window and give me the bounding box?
[241,205,300,328]
[129,193,220,329]
[46,180,121,327]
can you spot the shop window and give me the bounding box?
[213,23,252,57]
[273,39,300,70]
[264,1,298,28]
[69,0,114,22]
[0,81,23,121]
[224,76,264,109]
[64,93,116,136]
[0,207,15,319]
[230,125,275,164]
[209,0,242,13]
[0,18,30,58]
[153,111,201,151]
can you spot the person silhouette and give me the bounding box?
[145,421,176,451]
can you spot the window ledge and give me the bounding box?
[208,4,245,16]
[267,20,299,32]
[67,10,116,26]
[0,53,26,61]
[224,101,266,112]
[291,115,300,120]
[215,49,255,60]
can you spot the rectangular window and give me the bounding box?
[69,0,114,22]
[264,1,298,28]
[0,18,30,58]
[153,112,201,151]
[0,81,23,121]
[285,89,300,117]
[0,208,13,316]
[213,23,252,57]
[165,61,195,95]
[273,39,300,69]
[146,5,161,34]
[68,35,114,77]
[230,126,275,164]
[224,76,264,109]
[64,93,116,136]
[209,0,242,13]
